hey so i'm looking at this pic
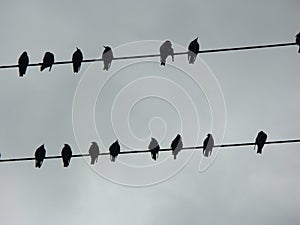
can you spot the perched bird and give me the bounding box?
[109,140,120,162]
[102,46,113,71]
[296,32,300,53]
[159,40,174,66]
[203,133,214,157]
[18,51,29,77]
[40,52,55,71]
[72,47,83,73]
[61,144,72,167]
[254,131,267,154]
[34,144,46,168]
[148,137,160,161]
[88,141,100,165]
[171,134,183,159]
[188,37,200,64]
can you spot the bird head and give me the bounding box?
[91,141,97,145]
[207,133,212,137]
[103,46,111,50]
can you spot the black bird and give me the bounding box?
[159,40,174,66]
[61,144,72,167]
[148,137,160,161]
[109,140,120,162]
[188,37,200,64]
[72,47,83,73]
[40,52,55,71]
[254,131,267,154]
[296,32,300,53]
[89,141,100,165]
[102,46,113,71]
[171,134,183,160]
[18,51,29,77]
[203,133,214,157]
[34,144,46,168]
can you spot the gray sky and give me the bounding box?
[0,0,299,224]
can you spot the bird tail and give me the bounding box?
[63,160,69,167]
[257,147,262,154]
[298,47,300,53]
[19,68,24,77]
[49,65,52,72]
[40,65,45,71]
[110,155,115,162]
[152,154,157,161]
[91,157,96,165]
[73,65,78,73]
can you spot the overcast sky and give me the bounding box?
[0,0,300,224]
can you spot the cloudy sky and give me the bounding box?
[0,0,299,224]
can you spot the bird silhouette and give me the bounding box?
[171,134,183,159]
[72,47,83,73]
[148,137,160,161]
[34,144,46,168]
[188,38,200,64]
[109,140,120,162]
[89,142,100,165]
[40,52,55,71]
[61,144,72,167]
[159,40,174,66]
[254,131,267,154]
[296,32,300,53]
[102,46,113,71]
[203,133,214,157]
[18,51,29,77]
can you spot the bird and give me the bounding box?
[296,32,300,53]
[18,51,29,77]
[148,137,160,161]
[88,141,100,165]
[188,37,200,64]
[34,144,46,168]
[109,140,120,162]
[40,52,55,71]
[61,144,72,167]
[254,131,267,154]
[159,40,174,66]
[171,134,183,159]
[102,46,113,71]
[72,47,83,73]
[203,133,214,157]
